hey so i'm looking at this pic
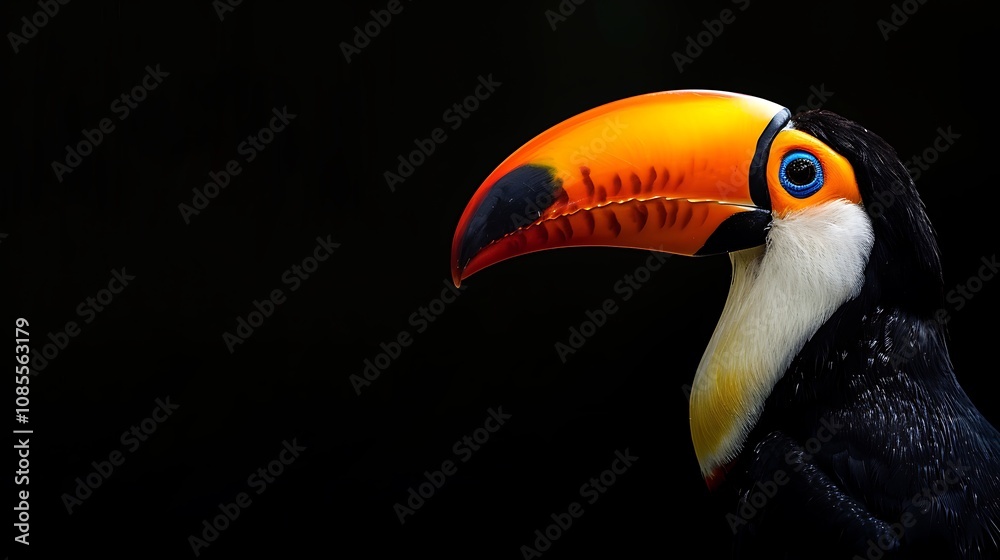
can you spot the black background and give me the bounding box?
[5,1,997,558]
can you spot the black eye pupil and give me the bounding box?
[786,159,816,186]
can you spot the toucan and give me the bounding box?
[450,90,1000,559]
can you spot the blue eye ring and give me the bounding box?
[778,150,824,198]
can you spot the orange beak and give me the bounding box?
[451,90,791,286]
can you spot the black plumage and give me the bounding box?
[725,111,1000,559]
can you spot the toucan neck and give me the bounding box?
[776,265,955,406]
[690,200,875,478]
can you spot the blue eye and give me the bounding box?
[778,151,824,198]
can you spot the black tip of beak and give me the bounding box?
[455,164,565,272]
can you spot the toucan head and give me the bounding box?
[451,90,943,486]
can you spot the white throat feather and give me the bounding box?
[689,200,875,477]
